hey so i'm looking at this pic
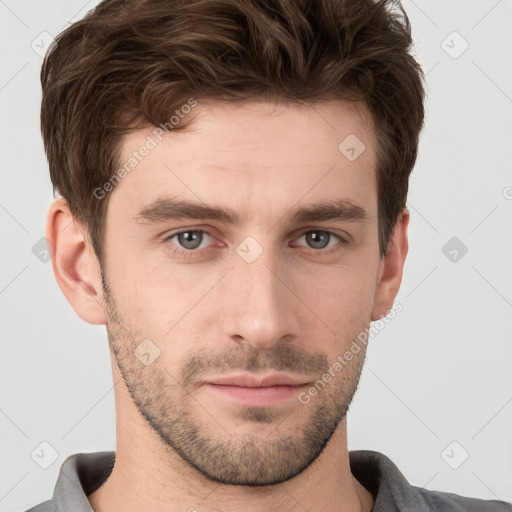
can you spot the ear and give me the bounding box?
[371,207,409,321]
[46,198,107,325]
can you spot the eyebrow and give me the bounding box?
[133,196,369,226]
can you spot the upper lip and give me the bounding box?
[203,373,311,388]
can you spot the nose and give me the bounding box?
[220,246,300,349]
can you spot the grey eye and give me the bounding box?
[304,231,334,249]
[174,230,209,250]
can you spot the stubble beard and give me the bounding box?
[102,280,367,486]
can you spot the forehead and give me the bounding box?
[109,99,377,224]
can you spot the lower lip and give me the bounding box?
[202,383,308,407]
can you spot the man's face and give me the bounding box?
[101,100,381,485]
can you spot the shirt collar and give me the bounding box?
[52,449,429,511]
[349,449,430,511]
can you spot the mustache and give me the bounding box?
[181,343,329,388]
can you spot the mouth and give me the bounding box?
[201,372,312,407]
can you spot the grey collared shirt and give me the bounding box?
[26,450,512,511]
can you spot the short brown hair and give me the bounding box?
[41,0,425,263]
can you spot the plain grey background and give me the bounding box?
[1,1,511,510]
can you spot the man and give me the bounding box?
[27,0,511,511]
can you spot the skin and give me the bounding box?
[46,99,409,512]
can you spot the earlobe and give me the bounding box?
[371,208,409,321]
[46,198,107,325]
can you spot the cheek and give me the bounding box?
[105,240,199,323]
[296,265,377,347]
[109,265,224,373]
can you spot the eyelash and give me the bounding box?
[164,228,349,259]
